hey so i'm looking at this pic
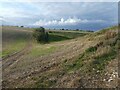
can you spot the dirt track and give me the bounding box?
[2,35,91,88]
[2,42,32,70]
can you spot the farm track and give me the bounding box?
[2,42,32,70]
[2,28,33,70]
[2,32,33,87]
[2,37,92,88]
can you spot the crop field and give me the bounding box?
[2,26,118,88]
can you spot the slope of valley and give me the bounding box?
[2,26,119,88]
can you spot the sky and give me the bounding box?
[0,0,118,30]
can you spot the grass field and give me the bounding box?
[2,26,89,58]
[2,26,32,57]
[2,26,118,88]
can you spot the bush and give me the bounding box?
[33,27,49,43]
[75,29,79,31]
[21,26,24,27]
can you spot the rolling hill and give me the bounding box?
[2,26,119,88]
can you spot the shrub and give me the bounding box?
[45,32,49,42]
[76,29,79,31]
[33,27,49,43]
[49,31,53,33]
[21,26,24,27]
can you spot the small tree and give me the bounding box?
[45,32,49,42]
[33,27,49,43]
[76,29,79,31]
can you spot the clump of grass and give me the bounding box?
[107,37,118,47]
[63,59,67,63]
[29,46,57,57]
[64,45,98,72]
[91,49,117,71]
[64,53,85,72]
[85,46,97,53]
[35,76,57,88]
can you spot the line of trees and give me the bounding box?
[33,27,49,43]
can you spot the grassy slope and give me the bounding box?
[23,28,88,57]
[33,26,118,88]
[66,26,118,71]
[2,26,118,88]
[2,26,32,57]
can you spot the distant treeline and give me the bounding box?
[48,28,94,32]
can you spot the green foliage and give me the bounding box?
[49,33,70,42]
[92,49,117,71]
[35,76,56,88]
[39,30,88,43]
[64,34,117,74]
[33,27,49,43]
[21,26,24,27]
[85,46,97,53]
[49,31,87,39]
[64,53,85,72]
[29,46,57,57]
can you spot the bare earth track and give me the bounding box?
[2,36,93,88]
[2,42,32,70]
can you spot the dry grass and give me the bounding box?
[2,26,118,88]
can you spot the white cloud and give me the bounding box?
[0,7,30,18]
[0,0,119,2]
[33,17,105,26]
[0,17,6,22]
[0,2,117,30]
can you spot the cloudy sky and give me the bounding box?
[0,0,118,30]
